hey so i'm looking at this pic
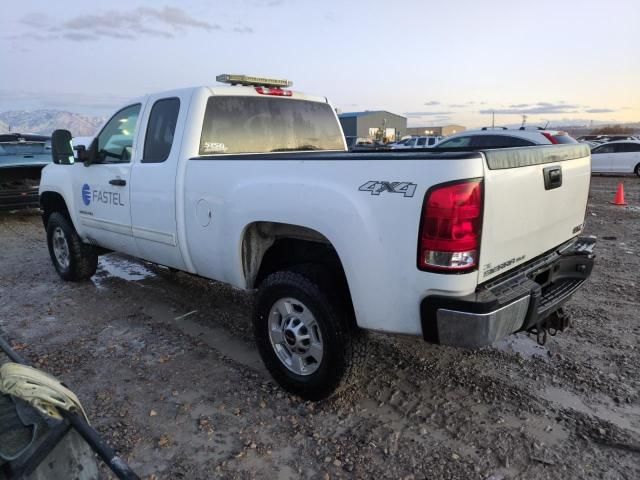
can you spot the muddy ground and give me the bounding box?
[0,175,638,479]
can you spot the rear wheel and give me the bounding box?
[46,212,98,281]
[634,163,640,177]
[253,265,366,400]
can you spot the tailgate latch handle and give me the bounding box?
[543,165,562,190]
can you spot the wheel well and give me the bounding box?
[243,222,349,292]
[40,191,70,228]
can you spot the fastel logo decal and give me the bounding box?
[359,181,417,197]
[82,183,91,206]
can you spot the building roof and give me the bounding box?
[338,110,405,119]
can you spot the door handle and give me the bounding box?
[543,166,562,190]
[109,179,126,186]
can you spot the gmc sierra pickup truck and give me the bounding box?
[40,75,595,399]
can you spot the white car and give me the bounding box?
[389,136,442,149]
[435,128,577,148]
[39,74,595,399]
[591,141,640,176]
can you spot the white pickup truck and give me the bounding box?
[40,75,595,399]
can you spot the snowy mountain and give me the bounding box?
[0,110,104,137]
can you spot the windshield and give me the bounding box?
[0,141,49,155]
[200,96,345,155]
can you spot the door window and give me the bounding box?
[97,104,141,163]
[143,98,180,163]
[416,137,427,147]
[617,142,640,153]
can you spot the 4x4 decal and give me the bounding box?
[359,181,417,197]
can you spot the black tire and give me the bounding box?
[253,265,366,401]
[635,163,640,177]
[46,212,98,281]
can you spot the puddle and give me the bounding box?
[92,254,156,288]
[542,386,640,435]
[493,333,549,360]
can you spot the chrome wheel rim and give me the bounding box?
[52,227,70,269]
[268,297,323,376]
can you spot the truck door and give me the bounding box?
[129,93,189,270]
[74,103,141,255]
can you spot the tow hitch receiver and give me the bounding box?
[529,308,571,345]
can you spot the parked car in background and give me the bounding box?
[578,135,639,144]
[591,141,640,176]
[433,127,577,149]
[389,135,442,149]
[0,133,51,210]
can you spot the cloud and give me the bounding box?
[404,111,453,118]
[424,101,440,106]
[584,108,616,114]
[480,102,581,115]
[448,104,466,108]
[480,102,619,115]
[11,6,247,42]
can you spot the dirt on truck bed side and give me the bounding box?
[0,176,638,480]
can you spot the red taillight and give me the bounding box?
[418,179,483,272]
[255,87,292,96]
[541,132,559,144]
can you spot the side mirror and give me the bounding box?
[51,129,75,165]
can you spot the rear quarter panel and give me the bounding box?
[183,155,484,335]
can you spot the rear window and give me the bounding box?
[0,142,49,155]
[551,134,578,144]
[199,96,345,155]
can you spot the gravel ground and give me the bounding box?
[0,175,638,479]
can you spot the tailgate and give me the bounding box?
[479,144,591,282]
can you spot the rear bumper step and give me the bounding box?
[420,236,596,348]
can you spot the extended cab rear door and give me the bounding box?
[129,90,191,270]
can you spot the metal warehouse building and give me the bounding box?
[338,111,407,142]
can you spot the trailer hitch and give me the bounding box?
[527,308,571,346]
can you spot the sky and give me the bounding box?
[1,0,638,128]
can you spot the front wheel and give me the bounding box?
[253,266,366,400]
[46,212,98,281]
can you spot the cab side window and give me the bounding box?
[97,104,141,163]
[143,98,180,163]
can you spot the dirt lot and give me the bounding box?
[0,175,638,479]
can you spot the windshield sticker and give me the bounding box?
[202,142,228,154]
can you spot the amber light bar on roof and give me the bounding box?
[216,74,293,88]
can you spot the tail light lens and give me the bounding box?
[255,87,292,96]
[541,132,559,144]
[418,179,483,272]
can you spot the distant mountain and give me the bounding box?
[0,110,104,137]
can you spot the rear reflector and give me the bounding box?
[255,87,292,96]
[418,179,483,272]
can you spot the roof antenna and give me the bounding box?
[520,114,527,129]
[543,120,550,129]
